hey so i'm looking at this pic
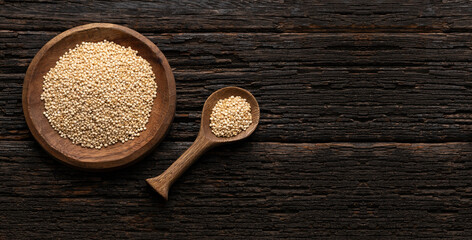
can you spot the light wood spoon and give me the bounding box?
[146,87,260,200]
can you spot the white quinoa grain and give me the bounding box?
[209,96,252,137]
[41,40,157,149]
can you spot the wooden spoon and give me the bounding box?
[146,87,260,200]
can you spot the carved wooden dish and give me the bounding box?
[22,23,176,171]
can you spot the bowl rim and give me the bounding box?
[22,23,176,171]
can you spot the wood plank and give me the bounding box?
[2,1,472,33]
[1,141,472,238]
[1,32,472,142]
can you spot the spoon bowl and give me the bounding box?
[146,87,259,200]
[200,86,260,144]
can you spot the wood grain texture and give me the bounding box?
[2,0,472,33]
[3,31,472,143]
[1,141,472,239]
[1,0,472,239]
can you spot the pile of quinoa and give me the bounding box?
[209,96,252,137]
[41,40,157,149]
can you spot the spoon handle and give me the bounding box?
[146,133,215,200]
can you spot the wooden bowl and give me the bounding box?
[22,23,176,171]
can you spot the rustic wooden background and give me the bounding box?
[2,1,472,239]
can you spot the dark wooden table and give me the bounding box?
[2,1,472,239]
